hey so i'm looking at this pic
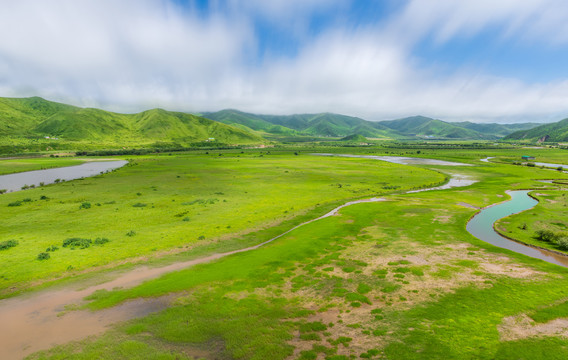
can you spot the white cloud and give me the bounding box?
[1,0,568,122]
[392,0,568,46]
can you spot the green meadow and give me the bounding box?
[0,152,444,296]
[0,157,84,175]
[3,146,568,359]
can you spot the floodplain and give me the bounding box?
[2,146,568,360]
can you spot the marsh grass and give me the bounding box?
[0,153,443,294]
[11,147,568,360]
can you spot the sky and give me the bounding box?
[1,0,568,123]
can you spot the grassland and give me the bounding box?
[0,157,84,175]
[0,152,444,296]
[4,146,568,359]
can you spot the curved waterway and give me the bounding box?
[0,155,477,359]
[467,190,568,267]
[0,160,128,193]
[313,153,473,166]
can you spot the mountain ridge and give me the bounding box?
[0,97,262,144]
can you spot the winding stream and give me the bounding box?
[0,155,564,359]
[467,190,568,267]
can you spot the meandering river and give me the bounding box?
[0,155,565,359]
[467,190,568,267]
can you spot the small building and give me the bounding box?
[522,155,535,160]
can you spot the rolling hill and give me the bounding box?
[378,116,541,139]
[454,121,540,137]
[202,110,403,139]
[504,118,568,142]
[0,97,262,144]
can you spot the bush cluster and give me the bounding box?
[0,239,18,250]
[62,237,110,249]
[535,229,568,250]
[37,252,50,260]
[63,237,92,249]
[79,202,91,209]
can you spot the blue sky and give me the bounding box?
[1,0,568,123]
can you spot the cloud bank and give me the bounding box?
[1,0,568,122]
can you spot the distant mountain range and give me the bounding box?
[0,97,556,146]
[202,110,541,140]
[201,109,400,139]
[504,118,568,142]
[0,97,262,144]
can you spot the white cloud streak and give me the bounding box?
[1,0,568,122]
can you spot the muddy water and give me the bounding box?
[467,190,568,268]
[0,197,389,360]
[0,160,127,193]
[0,156,477,359]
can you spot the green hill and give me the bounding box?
[377,116,537,139]
[454,121,540,137]
[340,134,367,142]
[504,118,568,142]
[0,97,262,145]
[202,110,401,139]
[0,96,77,135]
[201,109,298,135]
[378,116,490,139]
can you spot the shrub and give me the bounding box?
[62,237,92,249]
[556,237,568,251]
[132,203,147,207]
[37,252,50,260]
[0,239,18,250]
[79,202,91,209]
[46,245,59,252]
[0,189,7,194]
[40,195,49,200]
[22,198,32,202]
[94,237,110,245]
[8,201,22,207]
[126,230,136,237]
[535,229,560,242]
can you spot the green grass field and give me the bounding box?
[4,146,568,359]
[0,157,84,175]
[0,152,444,296]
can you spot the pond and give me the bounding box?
[0,160,128,193]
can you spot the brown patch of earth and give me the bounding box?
[457,202,480,210]
[498,314,568,341]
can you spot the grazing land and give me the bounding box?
[0,157,84,175]
[0,152,443,296]
[2,145,568,360]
